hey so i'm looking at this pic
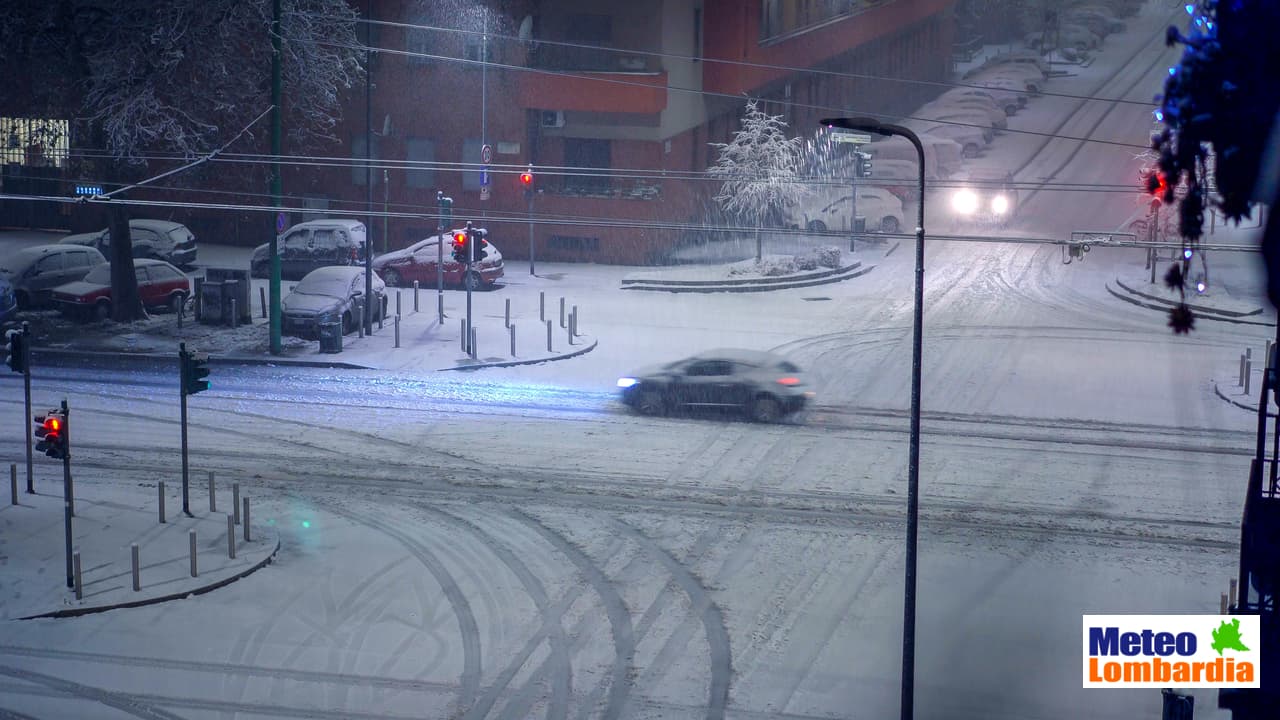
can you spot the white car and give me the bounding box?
[787,185,905,234]
[912,110,997,141]
[866,135,964,179]
[946,87,1024,117]
[919,98,1008,130]
[902,123,988,159]
[949,169,1019,227]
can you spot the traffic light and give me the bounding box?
[855,151,873,178]
[438,193,453,226]
[5,329,26,374]
[180,347,211,395]
[471,228,489,261]
[452,230,469,263]
[34,410,67,459]
[520,166,534,199]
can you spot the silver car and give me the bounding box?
[0,244,108,309]
[617,349,814,422]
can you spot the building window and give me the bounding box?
[405,138,436,189]
[350,135,382,186]
[564,138,611,194]
[1,117,69,168]
[462,138,484,191]
[548,235,600,252]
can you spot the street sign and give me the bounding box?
[74,184,102,196]
[481,144,492,164]
[481,168,490,186]
[276,212,288,233]
[480,186,490,201]
[831,132,873,144]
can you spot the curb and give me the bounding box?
[622,261,862,288]
[32,347,374,370]
[1213,381,1256,413]
[438,337,598,371]
[621,264,877,294]
[1105,283,1275,327]
[19,531,282,620]
[1114,277,1264,318]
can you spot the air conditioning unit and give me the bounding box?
[540,110,566,128]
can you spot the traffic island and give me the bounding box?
[3,487,279,620]
[621,244,896,293]
[1106,275,1271,326]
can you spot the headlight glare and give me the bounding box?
[992,195,1010,214]
[617,377,639,389]
[952,189,978,214]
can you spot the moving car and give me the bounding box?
[281,266,387,339]
[59,219,198,267]
[788,186,905,234]
[250,219,368,280]
[372,231,505,291]
[51,258,191,320]
[950,169,1019,227]
[0,244,108,309]
[617,349,814,423]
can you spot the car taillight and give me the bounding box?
[776,377,801,386]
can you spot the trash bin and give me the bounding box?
[318,322,343,354]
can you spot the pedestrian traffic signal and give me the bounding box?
[179,346,211,395]
[452,230,469,263]
[34,410,67,459]
[5,329,26,374]
[520,167,534,186]
[471,228,489,261]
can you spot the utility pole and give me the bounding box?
[363,0,375,335]
[269,0,283,355]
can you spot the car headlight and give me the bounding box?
[952,189,978,214]
[991,195,1010,215]
[617,377,639,389]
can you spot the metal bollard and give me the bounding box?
[510,323,516,356]
[232,482,240,525]
[131,543,141,591]
[158,481,166,524]
[394,314,401,348]
[10,464,16,506]
[1230,578,1238,607]
[470,327,477,359]
[1246,358,1253,396]
[1221,593,1228,614]
[260,287,267,319]
[208,471,216,513]
[571,306,578,337]
[540,291,545,322]
[73,551,82,599]
[243,498,251,542]
[546,320,553,352]
[461,318,468,352]
[566,315,573,346]
[413,281,419,312]
[377,303,383,330]
[1240,353,1247,387]
[505,298,511,328]
[396,290,401,317]
[189,529,198,577]
[227,514,236,559]
[559,297,566,328]
[437,294,444,324]
[230,299,238,329]
[357,300,364,338]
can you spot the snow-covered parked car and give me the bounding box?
[901,122,989,159]
[617,349,814,423]
[372,231,504,291]
[919,98,1008,130]
[281,266,388,339]
[785,185,905,234]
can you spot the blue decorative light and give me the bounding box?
[1185,4,1195,14]
[1183,248,1194,260]
[1169,67,1177,75]
[1155,110,1165,121]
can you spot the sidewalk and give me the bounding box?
[0,480,278,620]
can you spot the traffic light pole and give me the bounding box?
[22,322,32,494]
[466,223,474,356]
[180,357,191,518]
[61,399,72,589]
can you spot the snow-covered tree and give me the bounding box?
[708,99,809,261]
[0,0,363,321]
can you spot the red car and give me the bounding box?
[52,258,192,320]
[372,232,504,291]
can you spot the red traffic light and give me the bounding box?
[452,230,467,246]
[520,171,533,186]
[45,417,61,433]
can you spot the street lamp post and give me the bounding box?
[821,117,926,720]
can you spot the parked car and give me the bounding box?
[51,258,191,321]
[0,277,17,326]
[865,135,964,179]
[946,87,1024,117]
[372,231,505,291]
[787,186,906,234]
[912,110,996,141]
[281,266,387,339]
[902,123,988,159]
[0,244,108,309]
[949,168,1019,227]
[919,98,1008,130]
[617,349,814,423]
[59,219,198,267]
[250,219,368,280]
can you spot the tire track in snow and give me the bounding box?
[408,505,572,720]
[509,508,635,720]
[608,519,732,720]
[0,664,186,720]
[324,502,483,717]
